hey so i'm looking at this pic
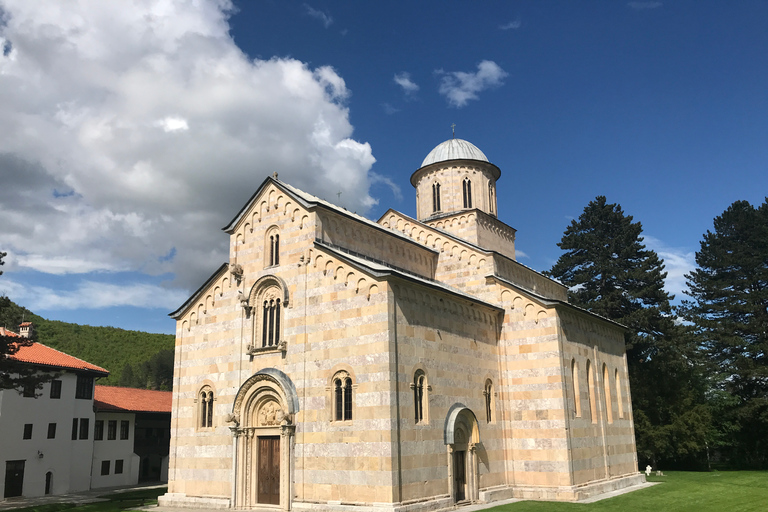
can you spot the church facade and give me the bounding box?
[160,139,644,511]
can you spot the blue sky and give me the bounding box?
[1,0,766,334]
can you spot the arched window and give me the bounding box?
[265,227,280,267]
[484,379,494,423]
[199,386,215,428]
[462,178,472,208]
[333,371,353,421]
[571,359,582,418]
[586,359,597,423]
[432,182,441,212]
[615,368,624,419]
[261,298,281,348]
[413,370,428,423]
[248,276,288,355]
[45,472,53,495]
[603,364,613,423]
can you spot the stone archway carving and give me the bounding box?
[230,368,299,510]
[444,403,481,503]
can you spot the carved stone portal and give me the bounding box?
[257,400,284,427]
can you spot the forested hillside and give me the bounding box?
[0,297,174,389]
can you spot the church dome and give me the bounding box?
[420,138,489,168]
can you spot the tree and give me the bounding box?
[680,199,768,468]
[1,251,55,393]
[547,196,709,468]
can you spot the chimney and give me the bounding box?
[18,322,34,339]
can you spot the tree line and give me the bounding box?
[547,196,768,470]
[0,270,174,391]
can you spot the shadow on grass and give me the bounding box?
[8,487,167,512]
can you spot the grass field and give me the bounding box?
[6,487,166,512]
[494,472,768,512]
[6,473,768,512]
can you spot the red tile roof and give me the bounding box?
[19,322,33,327]
[0,327,21,337]
[94,385,172,413]
[6,342,109,375]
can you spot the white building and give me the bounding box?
[1,331,108,499]
[1,326,171,500]
[91,386,172,489]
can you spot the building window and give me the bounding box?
[261,298,281,348]
[75,375,94,399]
[484,379,494,423]
[79,418,89,440]
[47,423,56,439]
[432,182,441,212]
[23,424,33,439]
[45,472,53,495]
[50,380,62,399]
[333,371,353,421]
[108,420,117,440]
[120,420,129,440]
[199,387,214,428]
[615,368,624,419]
[462,178,473,208]
[72,419,78,440]
[23,384,35,397]
[586,359,597,423]
[413,370,427,423]
[115,460,124,474]
[571,359,582,418]
[603,364,613,424]
[101,460,110,476]
[94,420,104,441]
[265,227,280,267]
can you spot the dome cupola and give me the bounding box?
[411,138,501,221]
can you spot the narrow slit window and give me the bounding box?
[463,178,472,208]
[432,182,441,212]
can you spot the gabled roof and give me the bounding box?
[169,262,229,319]
[222,177,433,253]
[316,240,503,314]
[0,327,21,337]
[488,274,626,330]
[94,385,172,413]
[378,208,567,296]
[6,342,109,375]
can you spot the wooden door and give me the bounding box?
[453,451,466,502]
[4,460,25,498]
[258,436,280,505]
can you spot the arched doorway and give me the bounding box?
[230,369,299,510]
[444,404,480,503]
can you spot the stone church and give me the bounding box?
[160,138,644,511]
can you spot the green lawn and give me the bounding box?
[7,473,768,512]
[493,472,768,512]
[7,487,166,512]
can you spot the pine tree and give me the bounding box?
[680,199,768,467]
[547,196,708,467]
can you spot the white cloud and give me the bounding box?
[381,102,400,115]
[303,4,333,28]
[0,0,378,290]
[643,236,696,301]
[0,277,188,311]
[154,116,189,133]
[500,18,522,30]
[436,60,508,108]
[394,72,419,95]
[627,1,662,10]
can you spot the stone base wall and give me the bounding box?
[157,493,231,509]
